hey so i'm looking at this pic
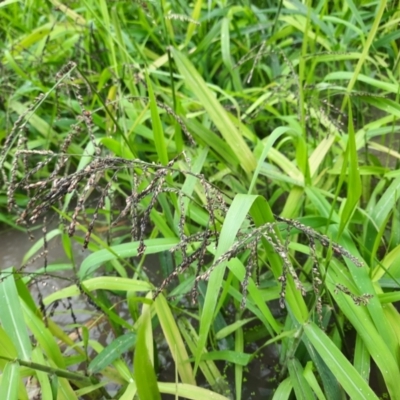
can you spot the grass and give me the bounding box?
[1,0,400,399]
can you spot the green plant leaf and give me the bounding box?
[134,309,161,400]
[215,318,255,340]
[364,176,400,263]
[303,362,326,400]
[154,294,196,385]
[89,332,136,374]
[199,350,252,366]
[272,378,292,400]
[20,300,65,368]
[79,237,179,279]
[0,362,20,400]
[146,70,168,165]
[178,318,229,394]
[195,194,261,370]
[0,271,32,361]
[31,347,53,400]
[338,101,361,236]
[288,358,315,400]
[172,48,256,173]
[303,322,379,400]
[43,277,152,305]
[249,127,294,194]
[158,382,230,400]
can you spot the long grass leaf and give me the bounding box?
[88,333,136,374]
[303,322,379,400]
[327,263,400,399]
[0,271,32,361]
[272,377,292,400]
[338,100,361,236]
[363,176,400,263]
[288,358,315,400]
[307,187,398,352]
[20,300,65,368]
[79,237,179,279]
[227,258,281,334]
[134,309,161,400]
[185,0,202,44]
[353,334,370,382]
[146,71,169,165]
[178,318,229,393]
[234,324,244,400]
[303,362,326,400]
[248,127,293,194]
[157,382,230,400]
[31,347,53,400]
[154,294,196,385]
[0,362,20,400]
[44,277,152,305]
[247,196,308,322]
[172,48,256,173]
[341,0,387,110]
[196,194,270,371]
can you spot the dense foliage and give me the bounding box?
[1,0,400,399]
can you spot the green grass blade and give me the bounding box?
[185,119,239,167]
[196,194,264,371]
[199,350,252,366]
[301,333,342,400]
[353,334,370,382]
[303,362,326,400]
[247,196,308,322]
[185,0,202,44]
[20,300,65,368]
[146,70,168,165]
[0,362,20,400]
[248,127,293,194]
[157,382,230,400]
[88,332,136,374]
[120,382,137,400]
[154,294,196,385]
[227,258,281,334]
[288,358,315,400]
[215,318,255,340]
[303,322,379,400]
[79,237,179,279]
[134,309,161,400]
[0,271,32,361]
[43,277,152,305]
[0,325,17,360]
[234,324,244,400]
[306,187,398,352]
[341,0,387,110]
[272,377,292,400]
[178,318,229,394]
[327,263,400,399]
[363,176,400,264]
[31,347,53,400]
[172,48,256,173]
[338,101,361,236]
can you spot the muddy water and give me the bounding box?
[0,224,91,325]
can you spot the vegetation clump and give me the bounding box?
[0,1,399,399]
